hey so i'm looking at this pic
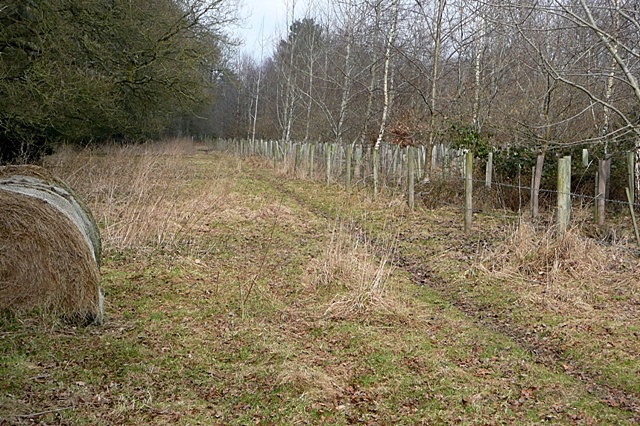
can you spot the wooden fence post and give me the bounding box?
[597,158,611,226]
[407,146,415,210]
[391,145,399,178]
[626,188,640,246]
[417,146,424,181]
[272,141,277,168]
[442,146,449,179]
[594,170,599,223]
[294,143,301,172]
[485,151,493,188]
[334,143,343,182]
[345,143,353,191]
[325,144,332,185]
[557,155,571,233]
[530,166,535,216]
[464,151,473,233]
[354,145,362,181]
[373,147,380,195]
[532,153,544,219]
[308,142,315,178]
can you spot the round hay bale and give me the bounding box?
[0,165,103,325]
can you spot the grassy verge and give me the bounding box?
[0,140,637,424]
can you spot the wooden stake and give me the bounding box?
[557,156,571,233]
[373,148,380,195]
[308,143,315,178]
[346,143,353,191]
[294,143,301,172]
[407,146,415,210]
[464,151,473,233]
[325,144,332,185]
[626,187,640,247]
[597,158,611,226]
[532,153,544,219]
[627,151,635,206]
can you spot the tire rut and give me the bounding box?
[258,172,640,420]
[401,257,640,418]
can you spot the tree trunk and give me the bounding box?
[425,0,446,181]
[373,1,398,195]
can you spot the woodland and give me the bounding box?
[2,0,640,178]
[226,0,640,192]
[0,0,235,162]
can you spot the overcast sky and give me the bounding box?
[236,0,289,58]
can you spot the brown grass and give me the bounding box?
[481,219,640,314]
[304,221,400,320]
[44,139,222,253]
[2,143,638,424]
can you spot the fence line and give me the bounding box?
[207,138,639,243]
[476,180,640,209]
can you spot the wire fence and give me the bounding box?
[207,138,640,246]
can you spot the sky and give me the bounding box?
[235,0,290,59]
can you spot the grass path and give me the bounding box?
[252,161,640,418]
[1,146,638,424]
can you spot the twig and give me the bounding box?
[15,406,73,419]
[241,195,285,312]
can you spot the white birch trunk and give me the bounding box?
[425,0,446,180]
[337,33,352,144]
[281,1,297,143]
[303,27,317,142]
[473,13,485,132]
[373,2,399,195]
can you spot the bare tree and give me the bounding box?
[505,0,640,193]
[373,0,400,195]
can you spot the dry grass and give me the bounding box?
[2,143,638,424]
[275,362,345,402]
[304,221,399,320]
[45,139,222,253]
[481,218,640,315]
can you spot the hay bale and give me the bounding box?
[0,165,103,325]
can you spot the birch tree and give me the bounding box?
[428,0,447,178]
[570,0,640,194]
[373,0,400,195]
[278,0,298,143]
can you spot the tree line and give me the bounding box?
[2,0,638,186]
[226,0,640,188]
[0,0,237,163]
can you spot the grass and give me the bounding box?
[0,139,638,424]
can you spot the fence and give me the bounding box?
[207,138,640,244]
